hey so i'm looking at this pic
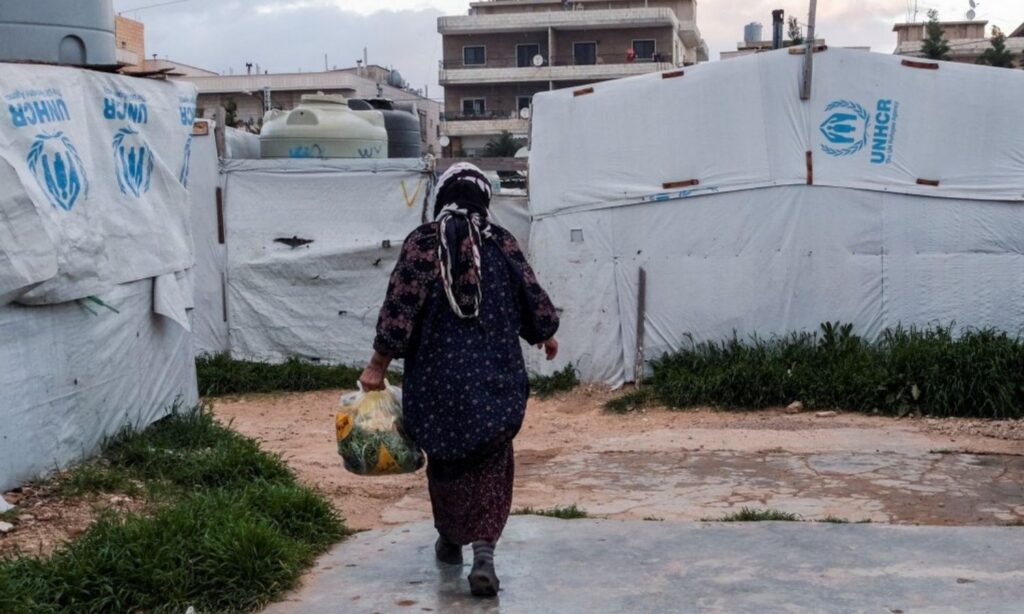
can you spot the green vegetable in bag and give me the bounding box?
[335,382,424,476]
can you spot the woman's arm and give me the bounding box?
[363,225,438,389]
[494,228,560,347]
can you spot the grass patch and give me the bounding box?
[0,407,348,613]
[604,388,655,414]
[530,365,579,399]
[513,504,588,519]
[196,354,388,397]
[817,516,850,524]
[705,508,800,522]
[649,323,1024,419]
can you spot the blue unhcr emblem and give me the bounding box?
[819,100,870,157]
[179,136,192,187]
[26,131,89,211]
[112,126,154,197]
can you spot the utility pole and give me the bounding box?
[800,0,818,101]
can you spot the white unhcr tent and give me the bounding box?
[0,64,199,490]
[528,49,1024,386]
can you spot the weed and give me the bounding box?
[513,504,588,519]
[818,516,850,524]
[649,323,1024,419]
[196,354,387,397]
[1005,519,1024,527]
[604,388,655,414]
[0,407,347,613]
[642,516,664,522]
[705,508,800,522]
[530,365,579,399]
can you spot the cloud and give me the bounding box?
[116,0,1022,93]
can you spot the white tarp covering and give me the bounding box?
[0,62,197,305]
[529,50,1024,386]
[0,278,199,491]
[219,158,434,365]
[0,65,199,489]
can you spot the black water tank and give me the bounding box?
[353,98,422,159]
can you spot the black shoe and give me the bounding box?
[468,558,500,597]
[435,536,463,565]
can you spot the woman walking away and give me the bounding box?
[360,163,559,598]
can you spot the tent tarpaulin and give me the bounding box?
[0,62,197,306]
[0,64,199,489]
[0,278,198,491]
[528,49,1024,386]
[218,158,435,365]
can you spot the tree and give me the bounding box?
[977,27,1017,68]
[920,10,951,61]
[224,98,239,127]
[787,16,804,46]
[483,131,525,157]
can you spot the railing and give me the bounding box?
[440,52,674,70]
[441,111,527,122]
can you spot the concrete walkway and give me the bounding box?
[266,518,1024,613]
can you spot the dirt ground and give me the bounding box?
[4,388,1021,558]
[212,387,1024,530]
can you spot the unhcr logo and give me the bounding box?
[27,131,89,211]
[820,99,899,165]
[112,127,154,197]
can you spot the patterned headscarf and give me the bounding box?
[434,163,493,319]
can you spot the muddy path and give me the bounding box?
[211,387,1024,529]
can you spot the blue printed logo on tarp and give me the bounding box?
[179,135,192,187]
[112,127,154,197]
[819,100,870,157]
[27,131,89,211]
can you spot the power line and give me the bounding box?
[118,0,192,15]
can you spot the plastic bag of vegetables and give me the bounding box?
[336,382,425,476]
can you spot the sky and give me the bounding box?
[114,0,1023,100]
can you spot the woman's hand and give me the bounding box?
[359,363,387,391]
[537,337,558,361]
[359,351,392,391]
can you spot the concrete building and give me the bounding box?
[438,0,708,157]
[720,39,869,61]
[893,20,1024,65]
[176,69,442,156]
[112,16,440,155]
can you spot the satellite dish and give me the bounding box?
[439,136,451,148]
[966,8,976,20]
[519,107,531,120]
[969,0,977,9]
[532,54,544,67]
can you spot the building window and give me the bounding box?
[517,44,541,67]
[632,40,656,60]
[573,41,597,65]
[462,98,486,116]
[463,46,486,66]
[517,96,532,114]
[418,110,428,142]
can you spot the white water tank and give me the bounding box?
[0,0,116,66]
[260,94,389,159]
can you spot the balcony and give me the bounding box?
[440,112,529,137]
[440,54,675,85]
[439,7,681,35]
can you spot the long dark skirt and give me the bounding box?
[427,442,514,545]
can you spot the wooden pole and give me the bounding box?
[801,0,818,101]
[634,267,647,387]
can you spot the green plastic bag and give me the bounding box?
[335,383,424,476]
